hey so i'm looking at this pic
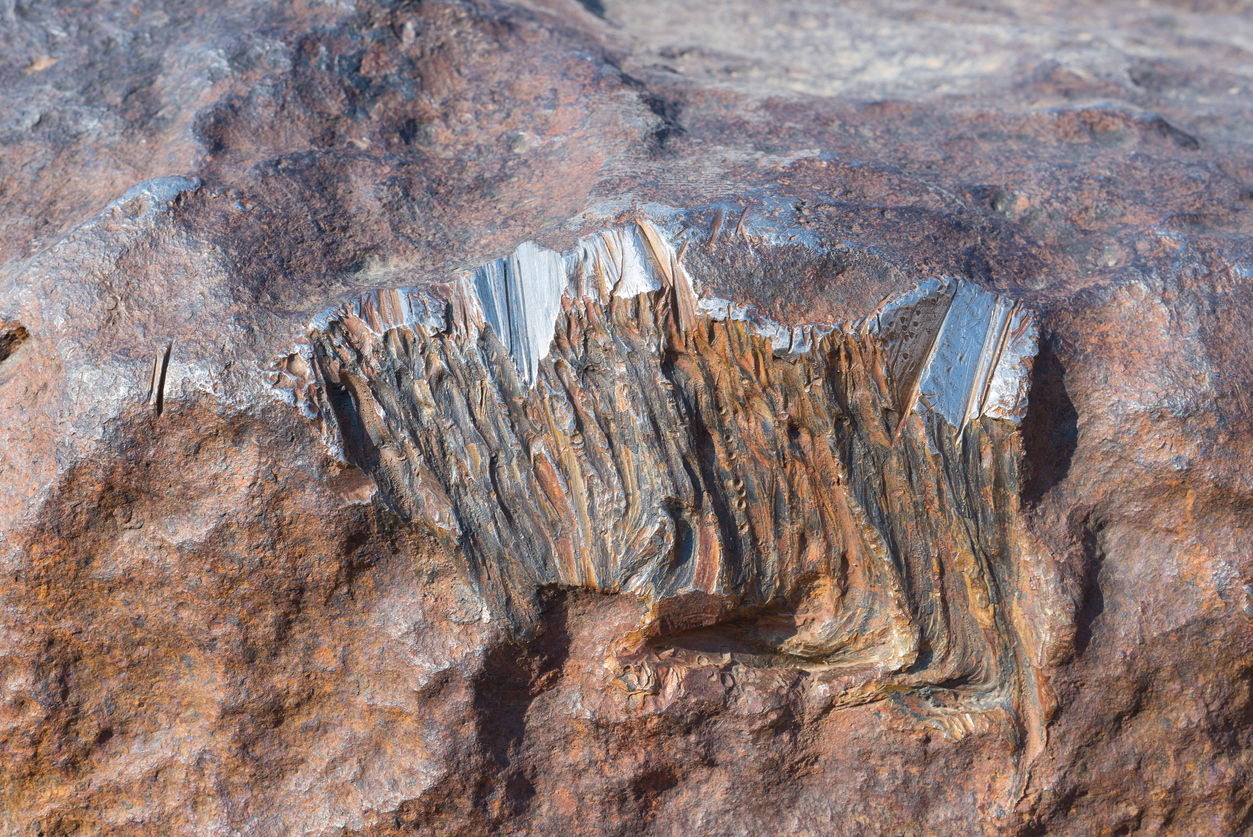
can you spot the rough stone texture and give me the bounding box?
[1,1,1252,835]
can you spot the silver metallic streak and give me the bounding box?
[296,218,1036,435]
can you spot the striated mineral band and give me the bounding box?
[275,216,1062,761]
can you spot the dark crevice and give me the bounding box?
[1072,510,1106,658]
[0,321,29,363]
[574,0,607,19]
[1021,331,1078,506]
[1145,115,1200,150]
[617,72,685,148]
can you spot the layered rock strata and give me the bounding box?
[288,219,1064,772]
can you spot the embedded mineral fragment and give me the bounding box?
[292,219,1062,780]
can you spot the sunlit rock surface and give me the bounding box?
[1,1,1251,835]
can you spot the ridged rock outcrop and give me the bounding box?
[296,219,1061,786]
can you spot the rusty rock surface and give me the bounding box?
[1,1,1252,835]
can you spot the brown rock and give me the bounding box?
[1,1,1251,835]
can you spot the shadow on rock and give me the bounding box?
[1021,331,1079,506]
[468,588,574,822]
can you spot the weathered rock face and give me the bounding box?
[1,1,1252,835]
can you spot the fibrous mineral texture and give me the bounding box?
[1,1,1251,836]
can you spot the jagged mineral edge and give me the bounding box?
[282,216,1037,454]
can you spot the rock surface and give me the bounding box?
[1,1,1252,835]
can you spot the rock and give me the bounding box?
[0,1,1251,835]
